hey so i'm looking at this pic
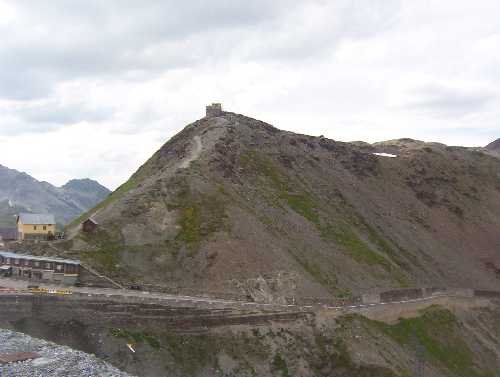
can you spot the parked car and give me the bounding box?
[129,284,142,291]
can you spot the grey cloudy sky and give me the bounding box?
[0,0,499,189]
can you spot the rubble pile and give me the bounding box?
[0,329,131,377]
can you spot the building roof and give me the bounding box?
[17,213,55,225]
[83,218,98,225]
[0,228,18,240]
[0,251,80,265]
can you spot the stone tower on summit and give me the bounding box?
[206,103,223,117]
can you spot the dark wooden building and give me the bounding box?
[0,228,18,241]
[82,218,98,233]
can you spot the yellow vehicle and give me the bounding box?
[27,287,72,295]
[55,289,72,295]
[28,287,49,294]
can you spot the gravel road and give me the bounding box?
[0,329,132,377]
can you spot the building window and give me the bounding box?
[43,225,47,230]
[34,226,37,230]
[45,263,51,269]
[56,265,63,272]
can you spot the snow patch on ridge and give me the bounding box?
[373,152,398,158]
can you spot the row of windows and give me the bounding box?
[32,225,50,231]
[1,258,78,273]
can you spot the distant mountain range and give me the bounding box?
[0,164,110,227]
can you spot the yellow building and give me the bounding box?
[17,213,56,241]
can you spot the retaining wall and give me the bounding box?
[360,287,496,305]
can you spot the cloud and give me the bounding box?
[0,0,300,100]
[401,84,497,118]
[244,1,402,62]
[3,100,114,125]
[0,0,405,100]
[0,1,500,189]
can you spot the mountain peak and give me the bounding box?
[62,178,110,193]
[65,110,500,300]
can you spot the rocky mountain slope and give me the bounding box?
[485,138,500,157]
[107,302,500,377]
[0,165,110,226]
[65,111,500,299]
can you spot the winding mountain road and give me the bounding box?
[0,278,496,316]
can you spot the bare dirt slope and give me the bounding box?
[63,111,500,299]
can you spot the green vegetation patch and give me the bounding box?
[287,248,338,292]
[320,224,391,267]
[241,150,320,220]
[158,331,267,377]
[363,220,421,275]
[366,224,406,266]
[271,353,290,377]
[78,227,123,274]
[171,182,228,254]
[84,246,121,273]
[311,334,398,377]
[110,328,161,350]
[280,192,320,224]
[79,175,229,275]
[240,150,284,192]
[111,323,410,377]
[176,205,203,244]
[365,306,492,377]
[321,222,411,286]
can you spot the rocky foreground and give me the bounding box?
[0,329,131,377]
